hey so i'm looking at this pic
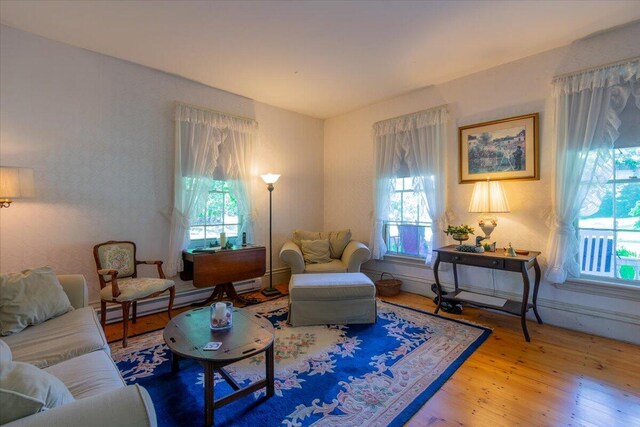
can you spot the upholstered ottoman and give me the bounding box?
[288,272,376,327]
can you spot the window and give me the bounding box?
[189,180,240,247]
[384,177,432,258]
[578,146,640,283]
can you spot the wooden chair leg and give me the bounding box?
[168,286,175,320]
[132,301,137,324]
[122,302,131,348]
[100,300,107,327]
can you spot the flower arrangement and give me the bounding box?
[443,224,475,236]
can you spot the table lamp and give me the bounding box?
[468,178,510,249]
[0,167,35,208]
[261,173,281,296]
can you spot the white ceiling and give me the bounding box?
[1,1,640,119]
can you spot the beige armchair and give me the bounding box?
[280,229,371,274]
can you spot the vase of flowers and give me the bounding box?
[444,224,475,245]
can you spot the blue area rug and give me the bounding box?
[112,299,490,427]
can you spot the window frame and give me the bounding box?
[189,180,241,248]
[383,176,432,260]
[577,146,640,285]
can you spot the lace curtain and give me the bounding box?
[545,58,640,284]
[166,103,257,276]
[370,106,448,266]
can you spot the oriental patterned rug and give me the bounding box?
[112,298,490,427]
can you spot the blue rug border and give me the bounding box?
[380,300,492,426]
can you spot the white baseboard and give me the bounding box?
[362,267,640,345]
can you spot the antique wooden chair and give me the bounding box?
[93,240,175,347]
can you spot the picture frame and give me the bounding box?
[459,113,539,183]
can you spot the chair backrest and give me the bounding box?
[93,241,137,279]
[580,231,614,277]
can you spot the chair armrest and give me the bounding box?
[4,384,157,427]
[280,240,305,274]
[341,241,371,272]
[96,269,121,298]
[57,275,88,309]
[136,260,167,279]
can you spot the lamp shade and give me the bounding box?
[468,180,510,213]
[0,167,35,199]
[260,173,280,184]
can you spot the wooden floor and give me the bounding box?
[104,289,640,427]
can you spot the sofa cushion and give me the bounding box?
[0,360,75,424]
[304,259,347,273]
[0,267,73,336]
[293,229,352,259]
[44,351,125,400]
[0,339,11,362]
[300,239,331,264]
[289,273,376,301]
[3,307,109,369]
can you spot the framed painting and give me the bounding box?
[459,113,539,183]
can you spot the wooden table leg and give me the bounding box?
[520,263,532,342]
[433,255,442,314]
[265,344,275,398]
[171,351,181,373]
[204,363,215,427]
[532,259,543,324]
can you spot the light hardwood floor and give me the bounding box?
[104,290,640,426]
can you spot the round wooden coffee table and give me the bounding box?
[163,306,275,427]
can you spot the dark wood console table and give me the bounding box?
[181,246,266,305]
[432,245,542,342]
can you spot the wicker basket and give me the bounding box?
[375,272,402,296]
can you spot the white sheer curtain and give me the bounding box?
[370,106,448,265]
[545,59,639,284]
[166,103,258,277]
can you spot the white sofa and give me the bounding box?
[1,275,157,427]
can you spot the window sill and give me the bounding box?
[380,254,431,269]
[558,277,640,301]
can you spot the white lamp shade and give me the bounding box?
[0,167,35,199]
[468,180,510,213]
[260,173,280,184]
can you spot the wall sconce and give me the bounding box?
[0,167,35,208]
[468,178,510,246]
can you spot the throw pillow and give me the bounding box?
[0,360,75,424]
[0,267,73,336]
[0,340,11,362]
[293,230,322,247]
[327,229,352,259]
[300,239,332,264]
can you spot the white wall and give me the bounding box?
[324,22,640,344]
[0,25,324,304]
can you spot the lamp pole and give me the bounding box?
[261,174,281,296]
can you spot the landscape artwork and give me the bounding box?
[459,113,539,183]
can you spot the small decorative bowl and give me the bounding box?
[515,249,529,255]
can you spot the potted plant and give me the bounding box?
[444,224,475,245]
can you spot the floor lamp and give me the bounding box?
[261,173,282,296]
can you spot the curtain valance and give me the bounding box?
[552,58,639,97]
[175,103,258,135]
[373,106,448,136]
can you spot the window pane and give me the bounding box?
[395,224,427,257]
[615,182,640,231]
[391,177,403,191]
[211,180,224,191]
[402,191,419,222]
[389,192,402,221]
[579,184,614,230]
[616,231,640,281]
[403,177,413,190]
[207,192,224,224]
[615,147,640,180]
[206,225,224,240]
[190,226,205,241]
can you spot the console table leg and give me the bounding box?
[433,256,442,314]
[532,259,543,324]
[521,264,532,342]
[204,363,214,427]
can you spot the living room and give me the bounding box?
[1,2,639,426]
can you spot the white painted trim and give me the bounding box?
[558,278,640,301]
